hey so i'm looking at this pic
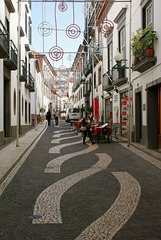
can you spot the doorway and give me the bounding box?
[135,91,142,142]
[158,87,161,149]
[4,77,11,138]
[147,86,158,149]
[19,90,21,134]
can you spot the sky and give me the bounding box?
[31,1,85,69]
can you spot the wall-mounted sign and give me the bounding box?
[121,98,132,136]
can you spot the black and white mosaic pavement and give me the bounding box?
[0,120,161,240]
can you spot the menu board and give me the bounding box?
[121,98,129,136]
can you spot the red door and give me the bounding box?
[93,98,99,120]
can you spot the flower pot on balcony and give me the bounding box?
[134,58,139,65]
[147,48,154,57]
[141,55,146,61]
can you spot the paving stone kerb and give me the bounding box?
[0,121,47,180]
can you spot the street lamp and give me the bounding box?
[114,49,122,64]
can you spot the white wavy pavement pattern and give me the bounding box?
[51,135,80,144]
[32,153,112,224]
[45,144,98,173]
[75,172,141,240]
[53,132,74,138]
[49,140,82,154]
[54,130,72,134]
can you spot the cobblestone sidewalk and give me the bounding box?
[0,121,47,180]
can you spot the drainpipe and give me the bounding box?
[127,1,132,147]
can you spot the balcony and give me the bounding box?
[132,28,157,73]
[83,81,91,97]
[25,71,35,92]
[25,43,30,52]
[4,0,15,13]
[94,48,103,65]
[20,26,25,37]
[112,60,128,86]
[132,56,157,73]
[84,57,92,76]
[0,20,9,58]
[103,70,113,92]
[20,60,27,82]
[4,40,18,70]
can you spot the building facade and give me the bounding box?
[71,0,161,149]
[0,0,57,147]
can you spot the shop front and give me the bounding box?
[105,97,112,126]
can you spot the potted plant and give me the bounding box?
[142,26,158,57]
[131,28,146,64]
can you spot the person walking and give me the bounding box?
[55,110,59,126]
[82,112,95,145]
[46,109,51,126]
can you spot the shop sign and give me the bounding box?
[121,98,132,136]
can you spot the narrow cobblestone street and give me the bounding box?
[0,120,161,240]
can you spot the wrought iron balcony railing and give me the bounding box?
[4,39,18,70]
[20,60,27,82]
[0,20,9,58]
[112,59,128,87]
[25,71,35,92]
[103,70,113,92]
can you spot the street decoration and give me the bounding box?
[49,46,64,62]
[66,24,81,39]
[49,0,64,61]
[58,0,68,12]
[99,19,114,35]
[66,0,81,39]
[99,0,114,36]
[38,21,53,37]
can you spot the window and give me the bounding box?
[28,24,32,44]
[98,67,101,86]
[25,56,27,71]
[114,8,126,60]
[28,103,31,123]
[119,26,126,59]
[108,42,113,70]
[22,95,24,116]
[25,12,27,34]
[146,2,152,26]
[143,1,152,29]
[69,108,79,113]
[13,89,16,115]
[94,72,96,89]
[5,18,9,36]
